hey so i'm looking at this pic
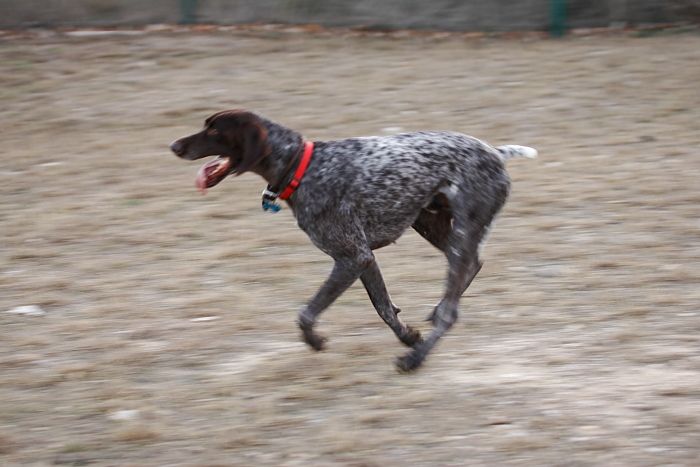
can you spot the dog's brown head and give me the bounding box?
[170,110,270,192]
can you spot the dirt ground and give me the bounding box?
[1,27,700,466]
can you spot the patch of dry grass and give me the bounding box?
[0,433,16,454]
[113,424,161,443]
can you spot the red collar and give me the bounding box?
[279,141,314,200]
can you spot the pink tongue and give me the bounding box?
[195,157,231,194]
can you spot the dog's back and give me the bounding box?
[295,131,520,249]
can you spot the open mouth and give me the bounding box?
[195,156,233,194]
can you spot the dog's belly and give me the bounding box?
[295,193,426,256]
[360,210,418,250]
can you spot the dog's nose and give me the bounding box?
[170,139,184,156]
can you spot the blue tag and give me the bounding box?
[262,200,281,213]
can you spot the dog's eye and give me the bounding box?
[206,128,219,137]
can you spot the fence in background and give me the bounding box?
[0,0,696,32]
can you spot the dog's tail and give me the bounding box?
[495,145,538,162]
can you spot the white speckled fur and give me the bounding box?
[172,110,537,372]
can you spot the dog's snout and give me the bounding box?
[170,139,185,156]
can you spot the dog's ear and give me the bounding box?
[235,120,269,175]
[213,111,270,175]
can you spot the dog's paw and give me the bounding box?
[395,350,424,373]
[302,331,327,351]
[400,325,423,348]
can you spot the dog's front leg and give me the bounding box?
[298,254,372,351]
[360,260,423,347]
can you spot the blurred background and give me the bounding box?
[1,1,699,466]
[1,0,700,30]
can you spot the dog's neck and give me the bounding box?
[251,117,306,189]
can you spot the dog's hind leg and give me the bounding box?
[396,190,503,372]
[361,259,423,347]
[395,226,483,371]
[426,261,483,325]
[412,199,475,325]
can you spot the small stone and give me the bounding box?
[108,409,140,421]
[65,29,145,37]
[37,161,64,167]
[189,316,220,322]
[6,305,46,316]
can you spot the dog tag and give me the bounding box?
[261,188,282,213]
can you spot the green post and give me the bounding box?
[179,0,198,24]
[549,0,567,37]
